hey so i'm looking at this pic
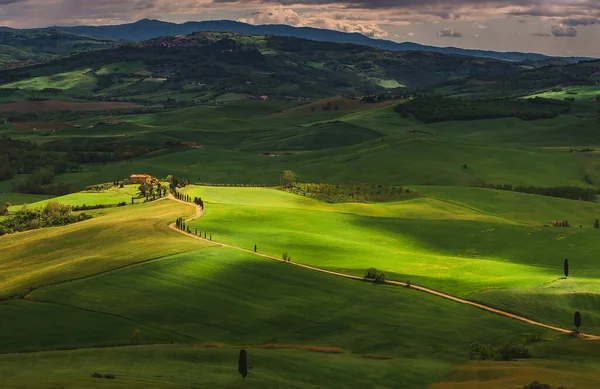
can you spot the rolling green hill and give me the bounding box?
[0,32,525,101]
[0,29,117,68]
[1,186,599,388]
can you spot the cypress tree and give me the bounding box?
[564,258,569,278]
[238,349,248,380]
[574,311,582,332]
[595,219,599,229]
[195,228,198,235]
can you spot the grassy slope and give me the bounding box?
[0,200,204,298]
[0,345,445,389]
[6,185,140,212]
[181,186,600,334]
[1,190,598,388]
[1,197,543,389]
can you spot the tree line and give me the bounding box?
[394,96,570,123]
[478,183,599,202]
[0,202,91,236]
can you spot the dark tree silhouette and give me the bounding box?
[595,219,600,229]
[564,258,569,278]
[574,311,582,332]
[238,349,248,383]
[254,244,257,253]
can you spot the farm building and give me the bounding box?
[130,174,157,184]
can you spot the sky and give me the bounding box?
[1,0,599,56]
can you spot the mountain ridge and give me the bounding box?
[1,19,592,64]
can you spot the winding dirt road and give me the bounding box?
[168,195,600,341]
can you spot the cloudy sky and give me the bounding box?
[1,0,599,56]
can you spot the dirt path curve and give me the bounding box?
[167,195,600,341]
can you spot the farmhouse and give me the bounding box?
[130,174,157,184]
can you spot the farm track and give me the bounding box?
[168,195,600,341]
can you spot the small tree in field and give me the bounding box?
[564,258,569,278]
[574,311,582,333]
[131,329,142,345]
[365,268,378,279]
[595,219,600,229]
[281,170,297,188]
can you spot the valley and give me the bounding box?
[0,28,599,389]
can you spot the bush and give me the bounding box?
[469,342,532,361]
[365,268,378,279]
[282,252,291,262]
[104,374,116,380]
[523,382,565,389]
[374,272,386,284]
[91,372,103,379]
[468,342,496,361]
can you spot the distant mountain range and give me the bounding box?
[0,19,592,64]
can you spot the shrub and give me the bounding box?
[468,342,496,361]
[282,252,291,262]
[104,374,116,380]
[91,372,103,378]
[374,272,386,284]
[469,342,532,361]
[523,382,564,389]
[496,344,532,361]
[365,268,378,279]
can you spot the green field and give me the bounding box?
[1,31,600,389]
[1,191,599,388]
[181,186,600,335]
[524,85,600,101]
[2,68,97,94]
[1,196,553,389]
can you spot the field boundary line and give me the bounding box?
[167,195,600,341]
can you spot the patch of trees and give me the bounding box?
[364,268,386,284]
[468,342,532,361]
[284,183,418,204]
[138,182,167,201]
[478,183,599,202]
[71,202,127,211]
[0,202,91,236]
[0,137,79,181]
[12,167,74,196]
[394,96,570,123]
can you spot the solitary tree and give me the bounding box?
[238,349,248,387]
[281,170,297,188]
[564,258,569,278]
[595,219,600,229]
[254,244,257,253]
[574,311,582,333]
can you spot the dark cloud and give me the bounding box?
[560,17,599,26]
[551,24,577,37]
[438,27,463,37]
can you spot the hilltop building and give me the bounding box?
[130,174,159,184]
